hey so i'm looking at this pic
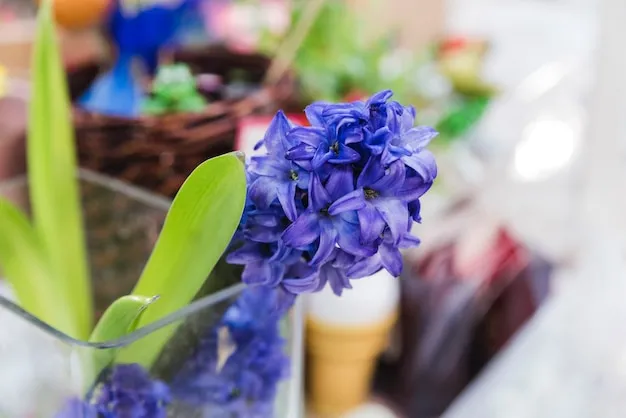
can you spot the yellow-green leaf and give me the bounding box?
[116,153,247,367]
[28,0,91,338]
[0,198,76,336]
[86,295,158,384]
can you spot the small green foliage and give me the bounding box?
[143,63,207,115]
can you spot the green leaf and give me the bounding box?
[116,153,247,367]
[0,198,76,336]
[28,0,91,338]
[86,295,158,383]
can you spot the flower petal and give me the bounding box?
[329,143,361,164]
[357,156,386,188]
[402,149,438,182]
[249,156,287,177]
[312,144,333,169]
[336,219,377,258]
[364,127,392,155]
[379,244,403,277]
[282,264,320,294]
[332,249,356,268]
[399,232,421,249]
[358,205,386,244]
[245,225,282,243]
[409,200,422,223]
[308,174,333,211]
[403,126,439,152]
[304,102,328,127]
[396,176,433,202]
[242,261,285,287]
[339,122,365,145]
[288,126,326,147]
[375,198,409,245]
[346,255,383,279]
[285,144,316,161]
[249,176,279,209]
[276,181,298,222]
[310,219,338,266]
[226,243,265,264]
[366,90,393,106]
[325,165,355,201]
[249,212,280,227]
[281,211,320,247]
[320,263,351,296]
[372,160,406,193]
[263,111,293,156]
[328,189,366,215]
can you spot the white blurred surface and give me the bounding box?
[441,0,626,416]
[305,269,399,327]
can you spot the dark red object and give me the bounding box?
[374,227,552,418]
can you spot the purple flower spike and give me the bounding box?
[229,89,438,296]
[92,364,170,418]
[172,287,290,417]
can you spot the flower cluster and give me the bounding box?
[171,286,290,416]
[55,364,170,418]
[228,90,438,296]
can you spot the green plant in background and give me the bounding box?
[259,0,406,103]
[259,1,498,145]
[143,63,207,115]
[0,0,246,380]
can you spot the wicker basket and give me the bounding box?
[71,47,297,198]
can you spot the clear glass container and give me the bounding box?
[0,169,303,418]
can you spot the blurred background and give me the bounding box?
[2,0,624,416]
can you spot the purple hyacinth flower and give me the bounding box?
[226,241,300,287]
[93,364,170,418]
[243,204,290,243]
[381,105,439,181]
[316,249,357,296]
[285,102,365,168]
[330,157,425,246]
[281,259,322,294]
[172,290,290,417]
[248,111,310,221]
[364,89,396,131]
[347,227,421,279]
[222,286,294,337]
[282,168,375,266]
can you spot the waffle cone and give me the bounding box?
[306,313,397,417]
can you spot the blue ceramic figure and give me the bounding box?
[78,0,200,117]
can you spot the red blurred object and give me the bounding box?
[438,36,470,54]
[343,90,369,102]
[375,227,552,418]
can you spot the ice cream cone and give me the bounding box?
[305,269,400,417]
[306,313,397,416]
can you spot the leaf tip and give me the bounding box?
[233,151,246,164]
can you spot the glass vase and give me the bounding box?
[0,169,303,418]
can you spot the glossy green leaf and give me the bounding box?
[116,153,247,367]
[28,0,91,338]
[0,198,76,336]
[86,295,158,383]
